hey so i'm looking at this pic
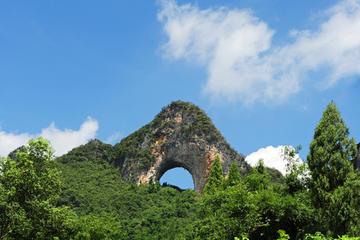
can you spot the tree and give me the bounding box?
[307,101,360,236]
[245,160,270,192]
[283,145,309,194]
[194,184,259,239]
[0,137,74,239]
[0,175,28,240]
[225,162,241,187]
[203,155,224,195]
[308,101,357,192]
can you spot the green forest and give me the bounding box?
[1,101,360,240]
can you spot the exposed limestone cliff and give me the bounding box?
[111,101,251,193]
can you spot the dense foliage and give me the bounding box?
[203,155,224,195]
[56,140,200,239]
[307,101,360,236]
[1,101,359,239]
[193,158,315,240]
[0,138,74,239]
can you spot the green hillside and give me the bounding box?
[55,139,200,239]
[1,101,359,239]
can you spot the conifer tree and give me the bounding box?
[226,162,241,187]
[203,155,223,195]
[307,101,359,235]
[308,101,357,196]
[245,159,270,191]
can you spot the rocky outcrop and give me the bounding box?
[111,101,250,193]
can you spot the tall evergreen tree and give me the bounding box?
[203,155,223,195]
[307,101,359,236]
[226,162,241,187]
[308,101,357,194]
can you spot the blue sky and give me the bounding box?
[1,0,359,189]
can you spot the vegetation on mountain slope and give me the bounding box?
[0,101,359,239]
[56,139,200,239]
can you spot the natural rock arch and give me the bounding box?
[140,139,221,193]
[113,101,251,193]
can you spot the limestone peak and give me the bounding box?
[111,100,250,193]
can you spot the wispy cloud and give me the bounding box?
[158,0,360,104]
[245,145,302,175]
[105,131,122,144]
[0,117,99,157]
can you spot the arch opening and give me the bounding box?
[159,167,194,190]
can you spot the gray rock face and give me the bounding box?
[112,101,250,193]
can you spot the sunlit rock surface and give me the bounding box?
[112,101,250,193]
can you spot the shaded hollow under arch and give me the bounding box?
[137,141,215,193]
[153,151,204,193]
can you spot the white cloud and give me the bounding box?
[0,117,99,157]
[158,0,360,104]
[0,131,32,158]
[105,131,122,144]
[41,117,99,156]
[245,145,303,175]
